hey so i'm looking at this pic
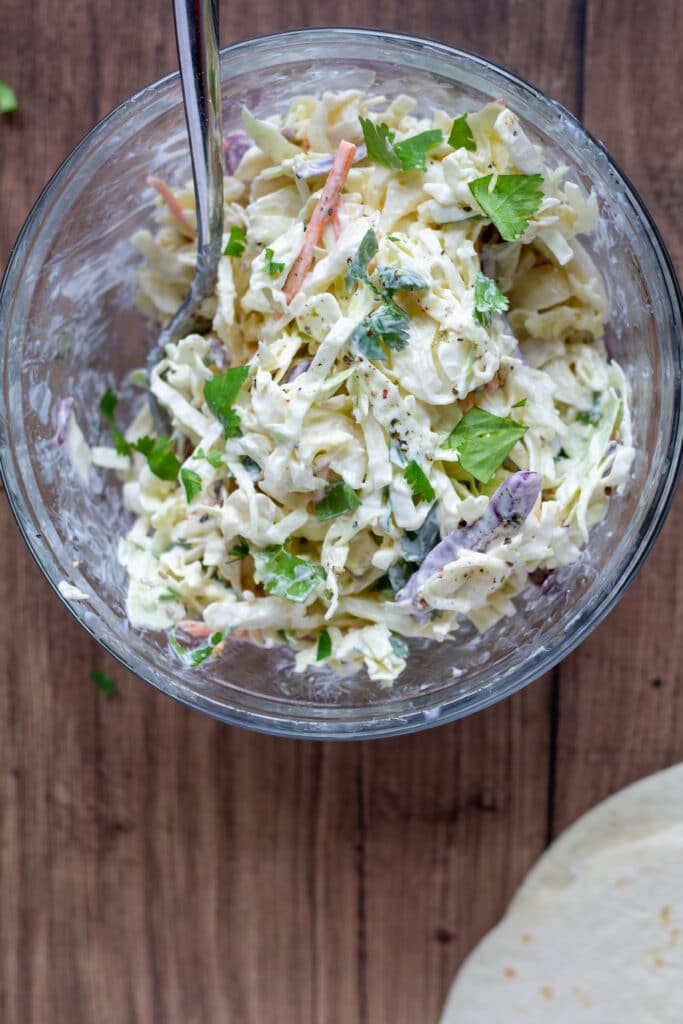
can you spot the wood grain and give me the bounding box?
[0,1,681,1022]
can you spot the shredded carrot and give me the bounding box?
[332,198,344,240]
[284,139,356,303]
[177,619,213,637]
[146,175,196,238]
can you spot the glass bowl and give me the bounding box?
[1,28,681,739]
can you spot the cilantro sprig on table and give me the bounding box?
[359,117,443,172]
[468,173,544,242]
[441,407,527,484]
[473,271,510,326]
[90,669,117,698]
[0,79,18,115]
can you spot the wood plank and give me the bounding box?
[552,0,683,832]
[0,1,589,1022]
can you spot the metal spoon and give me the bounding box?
[146,0,223,434]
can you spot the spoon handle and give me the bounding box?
[173,0,223,274]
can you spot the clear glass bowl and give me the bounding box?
[1,28,681,739]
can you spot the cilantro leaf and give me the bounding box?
[315,481,361,521]
[264,247,285,276]
[111,426,132,456]
[254,546,325,603]
[180,468,203,503]
[224,225,246,257]
[511,398,527,409]
[0,79,18,115]
[377,265,429,297]
[350,305,410,360]
[468,173,544,242]
[448,114,476,151]
[239,455,261,474]
[359,117,442,172]
[404,461,435,502]
[189,633,223,666]
[401,503,441,564]
[394,129,443,171]
[204,365,249,436]
[316,629,332,661]
[90,669,117,698]
[576,391,602,425]
[345,227,379,292]
[389,634,409,659]
[359,117,402,169]
[159,587,181,602]
[227,535,249,562]
[387,560,415,592]
[193,447,225,468]
[441,407,527,483]
[473,271,510,326]
[99,388,118,422]
[134,435,181,480]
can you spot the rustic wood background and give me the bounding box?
[1,1,682,1021]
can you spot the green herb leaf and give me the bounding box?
[264,247,285,276]
[345,227,379,291]
[224,225,246,257]
[254,546,325,603]
[404,461,435,502]
[316,629,332,660]
[511,398,527,408]
[576,391,602,425]
[239,455,261,474]
[90,669,117,698]
[204,365,249,436]
[350,305,410,360]
[99,388,118,422]
[189,633,223,666]
[473,271,510,326]
[468,173,544,242]
[448,114,476,151]
[315,481,361,521]
[159,587,181,602]
[133,435,181,481]
[227,535,249,562]
[359,117,442,172]
[401,503,441,564]
[110,426,131,456]
[193,447,225,468]
[394,129,443,171]
[386,560,414,592]
[389,634,409,659]
[0,79,18,115]
[359,117,402,169]
[180,468,203,503]
[377,265,429,297]
[441,407,527,483]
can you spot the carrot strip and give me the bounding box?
[332,198,344,240]
[284,139,356,303]
[177,619,212,637]
[146,175,196,238]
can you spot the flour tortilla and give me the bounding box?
[439,764,683,1023]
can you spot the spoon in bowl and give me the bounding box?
[146,0,223,434]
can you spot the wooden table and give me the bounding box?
[1,2,681,1020]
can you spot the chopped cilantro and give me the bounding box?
[180,468,203,503]
[405,461,435,502]
[448,114,476,152]
[239,455,261,474]
[159,587,181,602]
[224,225,246,257]
[204,365,249,436]
[468,173,544,242]
[227,535,249,562]
[0,79,18,115]
[350,305,410,360]
[473,271,510,326]
[401,502,441,564]
[90,668,117,698]
[111,425,131,456]
[193,447,225,468]
[316,629,332,661]
[264,247,285,276]
[189,633,223,666]
[345,227,379,292]
[359,117,443,171]
[254,546,325,603]
[441,407,527,483]
[133,435,182,481]
[576,392,602,425]
[315,481,361,521]
[512,398,527,408]
[389,635,409,659]
[377,265,429,297]
[99,388,118,422]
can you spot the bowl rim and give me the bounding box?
[1,26,682,740]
